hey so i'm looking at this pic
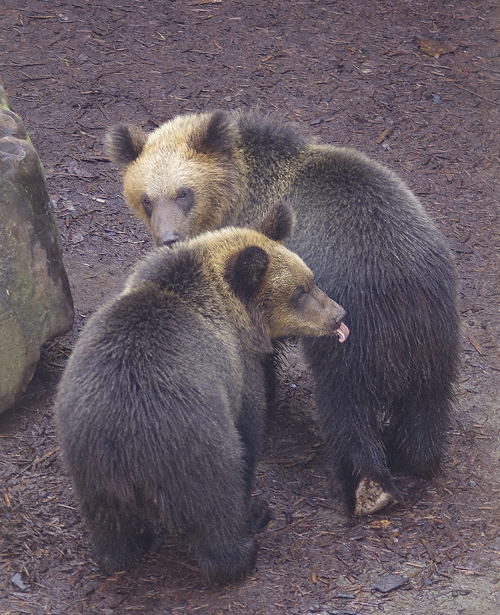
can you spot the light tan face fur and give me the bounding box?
[123,151,204,240]
[257,245,346,340]
[193,228,347,342]
[121,114,237,246]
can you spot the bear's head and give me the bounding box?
[106,111,241,247]
[199,202,349,343]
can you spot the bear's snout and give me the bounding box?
[155,229,181,248]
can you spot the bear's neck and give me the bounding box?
[233,123,303,227]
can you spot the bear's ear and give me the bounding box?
[251,202,296,242]
[191,110,236,157]
[225,246,269,303]
[105,124,148,167]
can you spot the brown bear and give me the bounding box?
[105,110,460,516]
[53,202,348,584]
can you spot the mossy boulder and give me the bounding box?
[0,85,74,413]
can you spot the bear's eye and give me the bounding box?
[175,187,195,212]
[141,193,153,217]
[290,286,307,304]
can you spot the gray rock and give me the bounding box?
[371,573,409,593]
[0,88,74,413]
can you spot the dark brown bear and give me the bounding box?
[53,203,348,583]
[105,110,460,515]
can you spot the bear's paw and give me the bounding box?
[354,478,395,516]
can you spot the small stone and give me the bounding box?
[372,573,408,593]
[11,573,28,591]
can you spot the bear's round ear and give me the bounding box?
[251,202,296,242]
[105,124,148,167]
[191,110,236,157]
[225,246,269,302]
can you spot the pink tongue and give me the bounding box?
[336,322,349,343]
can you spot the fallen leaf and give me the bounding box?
[377,125,395,143]
[417,38,457,58]
[468,334,485,356]
[421,538,439,562]
[370,519,391,530]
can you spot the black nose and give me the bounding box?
[156,231,180,247]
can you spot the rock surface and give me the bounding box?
[0,87,73,414]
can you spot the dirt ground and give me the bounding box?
[1,1,500,613]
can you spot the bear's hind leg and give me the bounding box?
[192,482,265,583]
[335,436,398,517]
[192,494,260,583]
[185,453,262,583]
[196,531,258,585]
[385,387,451,478]
[85,505,157,573]
[305,337,398,516]
[317,390,398,517]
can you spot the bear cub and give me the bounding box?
[54,202,348,584]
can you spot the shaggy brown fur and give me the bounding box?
[54,203,347,583]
